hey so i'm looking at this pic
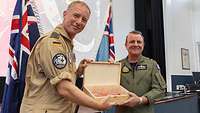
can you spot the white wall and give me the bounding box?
[163,0,200,91]
[192,0,200,71]
[112,0,134,60]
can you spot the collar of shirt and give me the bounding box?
[55,24,74,47]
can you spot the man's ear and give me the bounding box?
[63,10,67,17]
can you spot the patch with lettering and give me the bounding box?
[136,64,147,70]
[52,53,67,69]
[50,32,60,39]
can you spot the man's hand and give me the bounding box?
[76,59,93,76]
[118,92,142,107]
[97,96,116,111]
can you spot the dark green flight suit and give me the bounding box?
[117,55,166,113]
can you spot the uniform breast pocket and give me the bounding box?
[135,70,151,85]
[121,72,133,87]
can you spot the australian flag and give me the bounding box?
[1,0,40,113]
[96,5,115,62]
[95,5,116,113]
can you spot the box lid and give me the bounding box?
[84,62,121,86]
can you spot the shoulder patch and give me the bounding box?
[50,32,60,39]
[52,53,67,69]
[122,65,130,73]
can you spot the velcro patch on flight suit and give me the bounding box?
[122,65,130,73]
[136,64,147,70]
[50,32,60,39]
[52,53,67,69]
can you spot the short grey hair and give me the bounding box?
[67,1,91,14]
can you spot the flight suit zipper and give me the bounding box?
[132,63,138,79]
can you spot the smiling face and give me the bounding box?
[125,33,144,57]
[62,3,90,39]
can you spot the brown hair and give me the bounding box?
[125,30,144,45]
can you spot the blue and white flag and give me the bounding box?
[95,4,116,113]
[96,5,115,62]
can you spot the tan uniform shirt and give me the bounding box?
[20,25,77,113]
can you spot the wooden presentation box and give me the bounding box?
[83,62,129,104]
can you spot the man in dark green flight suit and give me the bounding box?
[116,31,166,113]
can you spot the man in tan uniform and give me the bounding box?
[116,31,166,113]
[20,1,113,113]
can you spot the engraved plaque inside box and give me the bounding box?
[83,62,129,104]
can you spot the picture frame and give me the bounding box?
[181,48,190,70]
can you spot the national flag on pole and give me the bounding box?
[96,5,115,61]
[95,4,116,113]
[1,0,40,113]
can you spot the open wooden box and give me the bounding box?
[83,62,129,104]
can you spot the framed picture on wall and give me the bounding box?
[181,48,190,70]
